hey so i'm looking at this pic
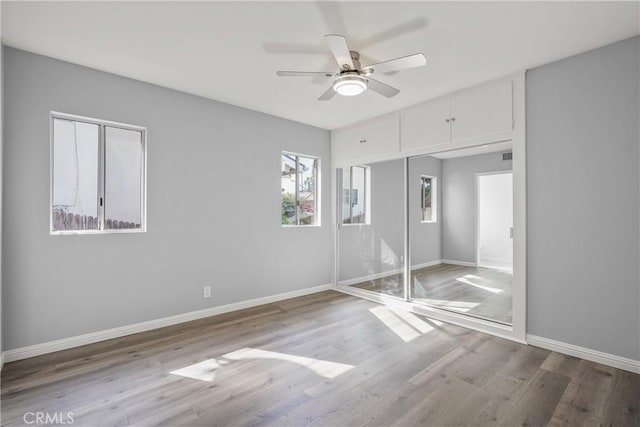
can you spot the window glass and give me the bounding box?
[342,166,368,224]
[351,166,366,224]
[51,114,146,233]
[297,156,317,225]
[52,118,99,231]
[281,153,319,226]
[341,168,351,223]
[104,126,144,229]
[421,176,436,223]
[281,154,297,225]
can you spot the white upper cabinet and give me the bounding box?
[401,99,451,152]
[398,78,513,154]
[332,77,516,165]
[450,80,513,142]
[332,113,400,166]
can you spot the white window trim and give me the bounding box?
[420,174,437,224]
[281,151,321,227]
[342,165,371,226]
[50,111,147,235]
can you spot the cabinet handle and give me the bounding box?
[451,117,456,121]
[360,139,366,144]
[445,119,450,123]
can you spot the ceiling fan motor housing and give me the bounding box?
[346,50,362,70]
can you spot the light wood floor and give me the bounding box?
[351,263,512,324]
[2,291,638,426]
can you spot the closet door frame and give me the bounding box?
[332,73,526,344]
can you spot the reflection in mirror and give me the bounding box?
[338,158,405,299]
[342,165,368,224]
[409,143,513,324]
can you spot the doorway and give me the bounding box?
[477,172,513,272]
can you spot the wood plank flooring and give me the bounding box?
[1,291,638,426]
[352,263,513,324]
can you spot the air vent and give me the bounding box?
[502,152,513,161]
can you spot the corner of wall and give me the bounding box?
[0,1,5,372]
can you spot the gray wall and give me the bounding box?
[441,152,512,263]
[527,36,639,360]
[0,8,4,364]
[2,48,332,351]
[338,159,405,281]
[409,155,442,266]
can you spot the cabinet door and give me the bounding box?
[450,80,513,142]
[333,114,400,165]
[401,99,451,151]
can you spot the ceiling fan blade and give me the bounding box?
[318,86,337,101]
[324,34,354,70]
[316,2,348,36]
[277,71,335,77]
[367,78,400,98]
[363,53,427,74]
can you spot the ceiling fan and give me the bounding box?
[276,34,427,101]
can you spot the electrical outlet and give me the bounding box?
[203,286,211,299]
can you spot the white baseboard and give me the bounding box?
[527,334,640,374]
[338,260,442,286]
[479,256,512,265]
[441,259,477,267]
[2,284,332,363]
[412,260,443,270]
[338,269,403,286]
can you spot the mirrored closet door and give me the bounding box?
[337,158,406,299]
[336,143,514,326]
[408,143,513,325]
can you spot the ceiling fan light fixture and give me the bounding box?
[333,74,368,96]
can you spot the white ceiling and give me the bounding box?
[2,1,638,130]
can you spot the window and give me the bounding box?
[281,152,319,226]
[51,113,146,233]
[342,165,369,224]
[421,175,437,223]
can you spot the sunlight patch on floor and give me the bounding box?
[456,275,504,294]
[388,306,435,334]
[223,348,353,379]
[170,348,353,382]
[170,358,228,382]
[369,306,441,342]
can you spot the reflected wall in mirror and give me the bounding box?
[338,158,405,299]
[409,143,513,324]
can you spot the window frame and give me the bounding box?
[342,165,371,226]
[420,175,437,224]
[50,111,147,235]
[281,151,321,228]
